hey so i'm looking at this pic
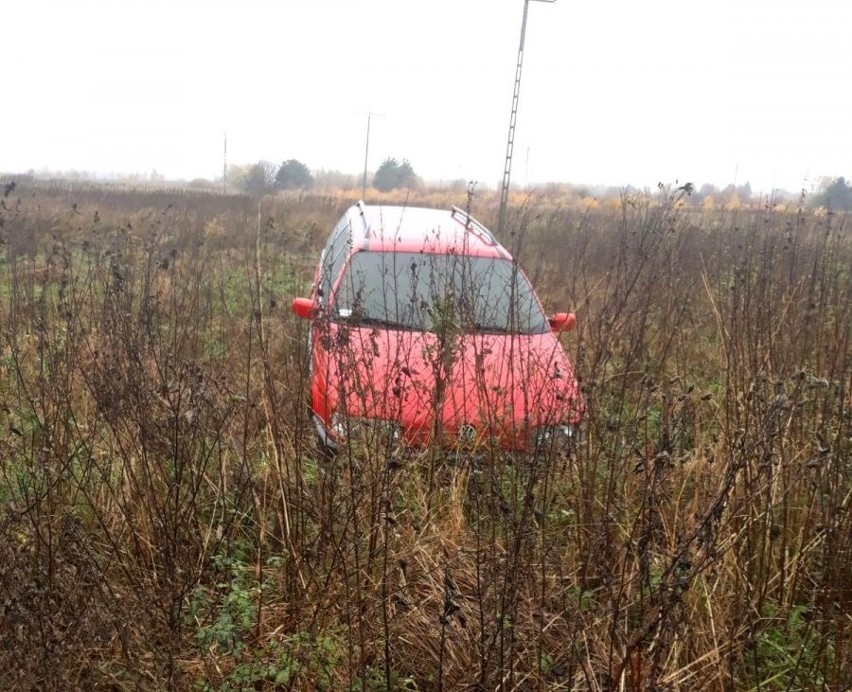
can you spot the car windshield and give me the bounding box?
[332,251,548,334]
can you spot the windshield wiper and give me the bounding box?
[473,322,514,334]
[345,314,414,331]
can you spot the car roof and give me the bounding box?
[346,203,510,259]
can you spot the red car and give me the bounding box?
[292,203,583,454]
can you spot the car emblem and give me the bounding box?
[458,423,476,444]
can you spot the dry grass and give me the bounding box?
[0,180,849,690]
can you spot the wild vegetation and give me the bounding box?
[0,180,849,690]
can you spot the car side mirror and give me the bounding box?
[549,312,576,333]
[291,297,317,320]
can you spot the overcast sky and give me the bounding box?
[4,0,850,192]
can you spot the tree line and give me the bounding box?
[812,176,852,210]
[230,160,851,211]
[229,157,421,196]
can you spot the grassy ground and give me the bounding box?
[0,181,849,690]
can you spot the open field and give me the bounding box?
[0,181,849,690]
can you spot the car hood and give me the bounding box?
[315,322,583,444]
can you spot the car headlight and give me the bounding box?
[331,413,402,448]
[532,424,578,454]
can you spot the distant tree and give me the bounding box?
[275,159,314,190]
[445,178,469,193]
[719,184,736,203]
[693,183,717,207]
[235,161,277,196]
[698,183,717,198]
[314,169,359,189]
[373,157,420,191]
[813,176,852,210]
[187,178,217,190]
[225,163,251,188]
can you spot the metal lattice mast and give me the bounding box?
[498,0,556,236]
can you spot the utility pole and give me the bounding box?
[223,132,228,193]
[362,112,372,200]
[357,110,384,200]
[498,0,556,236]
